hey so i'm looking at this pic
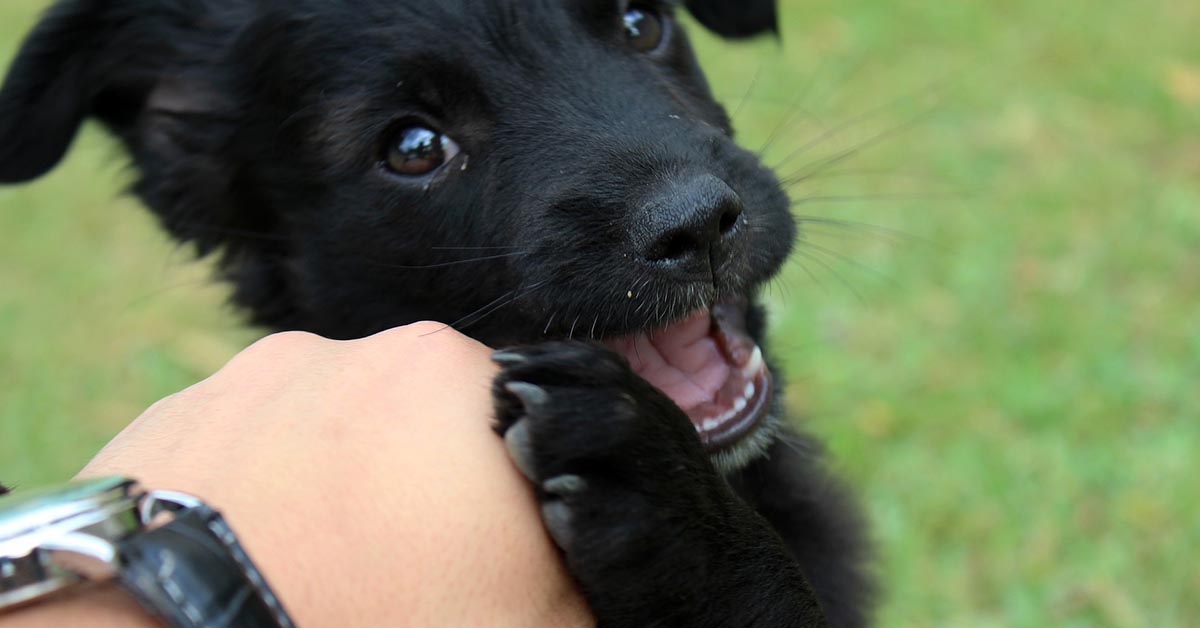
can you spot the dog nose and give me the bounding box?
[634,175,744,276]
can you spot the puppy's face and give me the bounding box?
[1,0,792,467]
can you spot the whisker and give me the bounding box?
[758,96,818,157]
[459,282,547,331]
[788,192,958,204]
[786,217,926,244]
[360,251,525,270]
[770,274,793,304]
[801,241,893,284]
[782,167,946,186]
[782,107,939,186]
[437,291,518,333]
[430,245,523,251]
[770,75,956,174]
[775,432,818,458]
[791,250,865,304]
[427,279,549,335]
[730,64,764,121]
[757,59,829,155]
[790,256,829,295]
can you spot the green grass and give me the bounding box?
[2,0,1197,625]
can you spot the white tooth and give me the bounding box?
[694,423,703,432]
[702,418,720,431]
[743,382,755,400]
[742,346,763,378]
[734,397,747,413]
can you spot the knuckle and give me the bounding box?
[227,331,330,371]
[371,321,473,351]
[361,321,491,372]
[397,320,454,339]
[251,330,324,353]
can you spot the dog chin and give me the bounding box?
[710,409,780,474]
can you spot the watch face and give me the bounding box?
[0,477,142,609]
[0,477,136,542]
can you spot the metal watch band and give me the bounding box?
[116,501,295,628]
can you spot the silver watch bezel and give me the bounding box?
[0,476,146,610]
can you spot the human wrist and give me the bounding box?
[0,584,159,628]
[0,478,292,628]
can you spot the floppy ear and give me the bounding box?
[684,0,778,39]
[1,1,298,325]
[0,0,203,183]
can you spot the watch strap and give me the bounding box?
[116,503,295,628]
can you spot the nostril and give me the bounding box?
[718,204,742,236]
[645,229,700,263]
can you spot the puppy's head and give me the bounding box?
[1,0,791,469]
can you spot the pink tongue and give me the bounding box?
[605,310,731,411]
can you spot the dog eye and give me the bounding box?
[385,126,461,176]
[623,5,664,52]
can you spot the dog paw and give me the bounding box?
[491,342,729,594]
[492,341,713,487]
[491,342,829,626]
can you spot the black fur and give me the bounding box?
[493,342,827,627]
[1,1,873,625]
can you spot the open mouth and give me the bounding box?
[604,300,771,451]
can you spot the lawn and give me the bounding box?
[2,0,1197,625]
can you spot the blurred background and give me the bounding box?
[2,0,1197,624]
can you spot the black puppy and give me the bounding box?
[1,0,873,625]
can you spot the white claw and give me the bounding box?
[505,382,549,409]
[504,420,537,481]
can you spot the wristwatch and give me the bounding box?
[0,477,295,627]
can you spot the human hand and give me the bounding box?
[7,323,592,628]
